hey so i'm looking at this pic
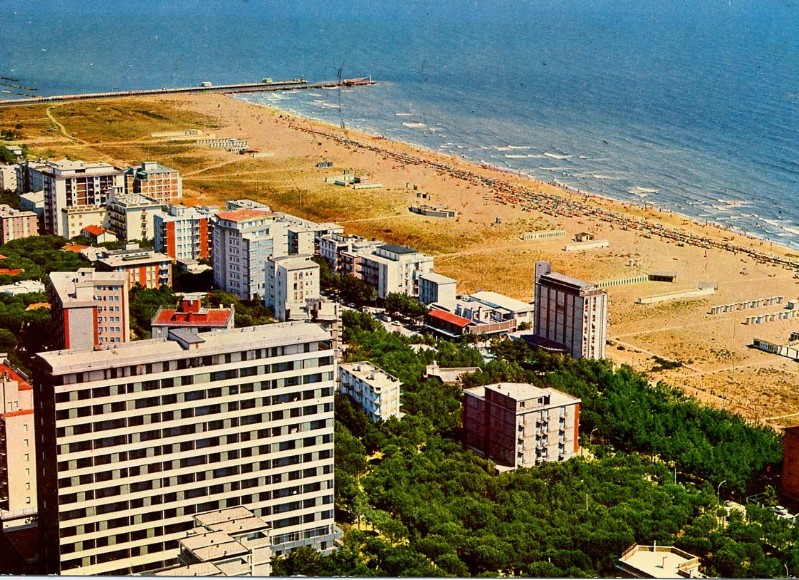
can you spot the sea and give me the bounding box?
[2,0,798,247]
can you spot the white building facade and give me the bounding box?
[338,362,402,423]
[34,322,338,575]
[265,255,320,322]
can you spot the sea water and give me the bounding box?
[1,0,797,247]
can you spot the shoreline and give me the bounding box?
[235,91,799,255]
[253,98,799,272]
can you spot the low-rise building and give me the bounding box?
[0,361,37,529]
[0,204,38,243]
[463,383,580,469]
[106,191,163,241]
[151,295,234,339]
[0,280,45,296]
[339,361,402,422]
[265,254,320,321]
[18,190,44,232]
[80,224,117,244]
[95,245,173,289]
[59,205,108,240]
[616,544,703,578]
[0,164,18,192]
[157,507,272,577]
[126,161,182,203]
[318,232,377,273]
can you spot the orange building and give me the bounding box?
[126,161,182,204]
[153,204,213,261]
[782,426,799,501]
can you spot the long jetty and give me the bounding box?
[0,77,375,108]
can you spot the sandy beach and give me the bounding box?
[4,91,799,428]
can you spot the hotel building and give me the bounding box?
[49,269,130,350]
[533,261,608,360]
[19,160,125,237]
[126,162,182,204]
[0,204,38,242]
[338,362,402,423]
[154,205,213,262]
[265,255,320,322]
[212,208,288,300]
[105,192,163,241]
[34,322,338,575]
[0,361,37,528]
[463,382,580,469]
[96,246,173,290]
[353,244,434,299]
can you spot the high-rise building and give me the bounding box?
[49,269,130,350]
[105,192,163,241]
[19,160,125,237]
[463,382,580,469]
[0,361,37,528]
[125,162,182,204]
[211,208,288,300]
[265,255,320,322]
[154,205,213,262]
[34,322,337,575]
[533,260,608,359]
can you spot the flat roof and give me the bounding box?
[38,321,331,374]
[469,291,533,313]
[419,271,456,284]
[619,545,701,578]
[465,382,581,407]
[97,251,172,268]
[50,270,127,305]
[215,208,275,222]
[379,243,416,255]
[540,271,596,291]
[339,361,400,391]
[180,531,248,560]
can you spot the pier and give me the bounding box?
[0,77,375,108]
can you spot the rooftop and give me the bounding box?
[152,307,233,328]
[38,321,332,374]
[379,243,417,255]
[427,308,471,328]
[469,290,534,313]
[618,544,703,578]
[465,382,581,408]
[340,361,400,392]
[419,271,457,284]
[215,208,275,223]
[81,225,109,236]
[539,271,597,291]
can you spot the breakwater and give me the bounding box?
[0,77,374,108]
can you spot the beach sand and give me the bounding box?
[6,91,799,428]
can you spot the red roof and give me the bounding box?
[0,363,32,391]
[25,303,50,311]
[0,268,23,276]
[2,409,33,418]
[62,244,89,253]
[216,208,275,222]
[152,308,233,327]
[82,225,108,236]
[428,309,471,327]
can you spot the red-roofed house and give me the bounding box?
[0,359,37,528]
[81,225,117,244]
[0,269,24,277]
[151,295,235,339]
[425,308,472,338]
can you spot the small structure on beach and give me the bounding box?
[574,232,594,242]
[409,204,457,218]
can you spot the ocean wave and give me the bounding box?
[544,152,571,160]
[402,122,427,129]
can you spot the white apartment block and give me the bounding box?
[533,261,608,359]
[34,322,338,575]
[339,361,402,423]
[50,269,130,350]
[126,161,182,204]
[212,208,289,300]
[0,204,38,242]
[0,361,37,528]
[60,206,108,241]
[0,164,18,192]
[19,160,125,237]
[418,271,457,309]
[359,243,434,299]
[154,205,214,262]
[106,192,163,241]
[266,255,320,322]
[319,233,380,276]
[463,383,580,469]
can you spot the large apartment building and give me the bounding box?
[463,382,580,469]
[265,255,320,322]
[0,361,37,528]
[350,243,434,299]
[125,161,182,204]
[212,208,288,300]
[34,322,338,575]
[154,205,213,262]
[533,261,608,359]
[0,204,38,242]
[18,160,125,237]
[95,246,173,290]
[105,192,163,241]
[338,362,402,423]
[49,269,130,350]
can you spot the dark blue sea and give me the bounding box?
[2,0,798,246]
